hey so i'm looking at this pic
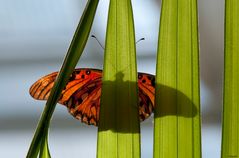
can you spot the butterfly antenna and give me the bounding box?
[91,35,105,50]
[136,38,145,45]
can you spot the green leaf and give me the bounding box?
[221,0,239,157]
[97,0,140,158]
[26,0,99,157]
[154,0,201,157]
[39,130,51,158]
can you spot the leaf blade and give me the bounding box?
[221,0,239,157]
[39,130,51,158]
[154,0,201,157]
[26,1,99,157]
[97,0,140,158]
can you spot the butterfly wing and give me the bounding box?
[30,69,155,125]
[66,77,102,125]
[29,69,102,125]
[29,69,96,101]
[137,72,155,121]
[30,71,58,100]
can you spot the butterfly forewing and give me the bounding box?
[29,68,155,126]
[30,72,58,100]
[67,78,102,125]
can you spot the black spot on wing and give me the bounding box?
[147,75,152,80]
[138,74,143,79]
[69,72,76,81]
[86,70,91,75]
[151,77,155,87]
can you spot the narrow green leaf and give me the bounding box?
[154,0,201,157]
[26,1,99,157]
[97,0,140,158]
[39,130,51,158]
[221,0,239,157]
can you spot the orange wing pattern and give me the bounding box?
[137,73,155,121]
[29,68,155,126]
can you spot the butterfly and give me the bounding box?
[29,68,155,126]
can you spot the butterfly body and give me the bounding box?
[30,68,155,126]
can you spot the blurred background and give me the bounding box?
[0,0,223,157]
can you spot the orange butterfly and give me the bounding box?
[29,68,155,126]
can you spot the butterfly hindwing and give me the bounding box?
[67,78,102,125]
[137,72,155,121]
[30,68,155,126]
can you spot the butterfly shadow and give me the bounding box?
[97,72,198,134]
[153,84,198,119]
[97,72,140,134]
[98,72,198,133]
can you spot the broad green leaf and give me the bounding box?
[26,1,99,157]
[154,0,201,157]
[221,0,239,157]
[97,0,140,158]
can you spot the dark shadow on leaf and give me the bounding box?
[98,72,140,133]
[154,84,198,118]
[98,72,198,133]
